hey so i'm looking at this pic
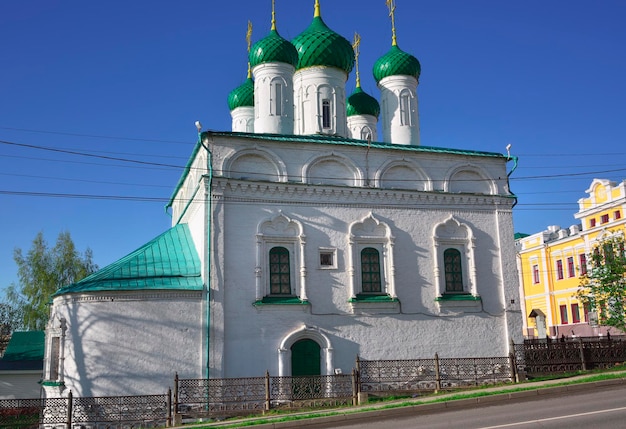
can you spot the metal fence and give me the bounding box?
[357,355,515,393]
[514,335,626,376]
[174,371,356,419]
[0,392,170,429]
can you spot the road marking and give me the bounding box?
[478,406,626,428]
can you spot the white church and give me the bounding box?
[43,0,522,398]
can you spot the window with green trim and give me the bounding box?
[361,247,382,293]
[444,248,463,292]
[269,246,291,295]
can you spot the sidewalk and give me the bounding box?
[174,371,626,429]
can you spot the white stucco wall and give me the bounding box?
[0,372,42,399]
[48,291,203,397]
[378,74,420,146]
[186,134,520,379]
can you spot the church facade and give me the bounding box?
[43,1,522,398]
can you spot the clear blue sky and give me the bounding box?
[1,0,625,291]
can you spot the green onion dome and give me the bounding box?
[292,15,354,73]
[227,77,254,111]
[249,29,298,69]
[373,45,421,84]
[347,86,380,118]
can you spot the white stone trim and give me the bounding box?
[278,325,333,376]
[256,211,307,301]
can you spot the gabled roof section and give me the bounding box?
[55,224,202,295]
[2,331,44,361]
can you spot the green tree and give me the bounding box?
[576,235,626,332]
[5,231,98,330]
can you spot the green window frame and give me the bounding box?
[269,246,291,295]
[444,248,464,293]
[361,247,382,293]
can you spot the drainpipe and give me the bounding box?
[198,129,213,379]
[506,155,519,208]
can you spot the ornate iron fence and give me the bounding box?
[72,394,169,428]
[514,336,626,376]
[0,393,170,429]
[357,355,514,394]
[175,372,356,419]
[0,397,67,429]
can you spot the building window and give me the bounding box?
[571,303,580,323]
[348,213,396,301]
[433,216,478,299]
[567,257,575,277]
[556,259,564,280]
[360,127,373,141]
[615,210,622,220]
[319,248,337,269]
[269,246,291,295]
[584,303,590,322]
[255,212,307,302]
[532,264,540,284]
[590,218,596,228]
[444,248,464,292]
[560,305,568,324]
[361,248,382,293]
[601,214,609,224]
[399,91,411,126]
[322,99,331,129]
[579,253,587,275]
[272,82,283,116]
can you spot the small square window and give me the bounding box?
[615,211,621,220]
[601,214,609,224]
[319,248,337,269]
[590,218,596,228]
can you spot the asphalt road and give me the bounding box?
[310,383,626,429]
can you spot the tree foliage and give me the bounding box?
[577,235,626,332]
[5,231,98,331]
[0,302,23,336]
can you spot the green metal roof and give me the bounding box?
[55,224,202,295]
[166,131,510,209]
[347,86,380,118]
[292,16,354,73]
[373,45,421,83]
[250,29,298,69]
[227,77,254,111]
[2,331,44,361]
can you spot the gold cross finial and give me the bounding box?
[386,0,398,46]
[271,0,276,31]
[246,20,253,78]
[353,32,362,88]
[314,0,321,18]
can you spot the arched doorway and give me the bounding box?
[291,339,321,376]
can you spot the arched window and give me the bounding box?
[271,81,283,116]
[361,247,382,293]
[322,99,332,129]
[360,126,373,141]
[399,91,411,126]
[269,246,291,295]
[444,248,463,292]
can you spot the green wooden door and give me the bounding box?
[291,339,321,376]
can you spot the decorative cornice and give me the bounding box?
[56,291,203,304]
[212,178,514,210]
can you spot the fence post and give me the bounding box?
[351,368,358,406]
[434,353,441,392]
[167,388,172,427]
[264,370,271,412]
[508,352,518,383]
[66,390,72,429]
[578,337,587,371]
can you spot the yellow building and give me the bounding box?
[516,178,626,338]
